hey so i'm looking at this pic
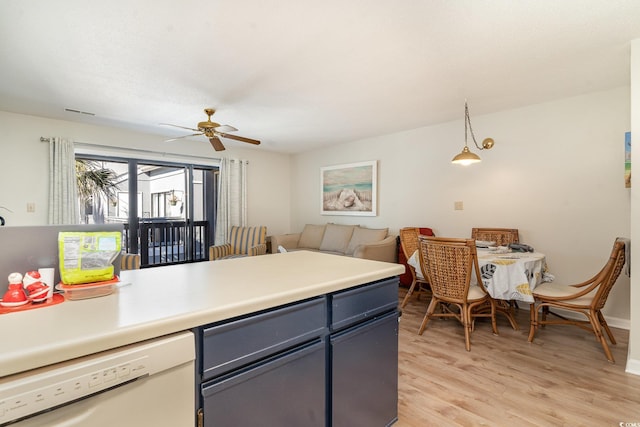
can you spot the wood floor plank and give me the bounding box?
[396,290,640,426]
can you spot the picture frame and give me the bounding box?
[320,160,377,216]
[625,131,631,188]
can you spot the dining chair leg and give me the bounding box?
[418,297,437,335]
[597,310,616,345]
[541,305,549,326]
[495,299,518,330]
[401,279,417,309]
[587,311,615,363]
[527,303,538,343]
[463,305,472,352]
[489,299,498,335]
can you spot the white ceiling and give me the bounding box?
[1,0,640,154]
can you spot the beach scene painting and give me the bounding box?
[321,161,377,216]
[625,131,631,188]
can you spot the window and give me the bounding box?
[76,155,217,267]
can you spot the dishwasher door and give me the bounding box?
[0,331,195,427]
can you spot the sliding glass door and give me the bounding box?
[76,155,216,267]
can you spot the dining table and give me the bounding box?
[406,247,553,304]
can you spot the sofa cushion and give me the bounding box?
[345,227,389,255]
[298,224,326,249]
[319,224,356,254]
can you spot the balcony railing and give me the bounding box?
[122,220,209,268]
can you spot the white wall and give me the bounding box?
[292,87,631,325]
[0,110,292,235]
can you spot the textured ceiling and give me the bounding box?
[1,0,640,153]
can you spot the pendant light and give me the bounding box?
[451,101,494,165]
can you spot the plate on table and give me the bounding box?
[0,300,29,307]
[475,240,497,248]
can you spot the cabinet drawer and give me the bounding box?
[201,297,326,380]
[331,278,398,331]
[201,340,326,427]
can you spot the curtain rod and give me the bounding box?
[39,137,231,163]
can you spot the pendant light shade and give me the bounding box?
[452,101,494,165]
[451,146,481,165]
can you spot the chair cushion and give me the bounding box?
[229,226,266,255]
[467,285,488,301]
[298,224,326,249]
[345,227,388,255]
[319,224,356,254]
[210,243,232,260]
[532,282,596,305]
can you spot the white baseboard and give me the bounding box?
[625,357,640,376]
[517,302,629,330]
[606,316,630,330]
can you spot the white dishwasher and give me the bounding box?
[0,331,195,427]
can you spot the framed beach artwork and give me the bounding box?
[320,161,377,216]
[625,131,631,188]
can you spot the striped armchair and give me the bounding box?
[209,226,268,261]
[120,253,141,270]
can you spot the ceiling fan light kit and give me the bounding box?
[451,101,494,166]
[162,108,261,152]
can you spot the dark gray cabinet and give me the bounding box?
[202,339,326,426]
[331,312,398,426]
[329,278,399,427]
[195,278,398,427]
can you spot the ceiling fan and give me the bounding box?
[161,108,261,151]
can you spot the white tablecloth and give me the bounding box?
[407,249,553,303]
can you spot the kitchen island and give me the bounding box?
[0,251,404,426]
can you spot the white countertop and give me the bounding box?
[0,251,403,377]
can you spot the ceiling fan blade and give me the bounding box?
[165,133,203,142]
[209,136,226,151]
[218,133,261,145]
[160,123,200,132]
[214,124,238,133]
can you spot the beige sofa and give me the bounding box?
[270,223,397,263]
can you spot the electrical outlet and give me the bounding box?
[454,201,463,210]
[26,202,35,213]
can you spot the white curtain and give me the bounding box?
[48,137,80,224]
[214,158,248,245]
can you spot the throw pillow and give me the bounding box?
[319,224,355,254]
[298,224,326,249]
[345,227,389,255]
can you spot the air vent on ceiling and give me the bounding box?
[65,108,95,116]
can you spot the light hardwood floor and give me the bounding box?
[396,290,640,427]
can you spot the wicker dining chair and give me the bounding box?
[417,236,498,351]
[471,228,520,246]
[528,238,627,363]
[399,227,433,308]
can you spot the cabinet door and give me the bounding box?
[201,340,326,427]
[331,312,398,427]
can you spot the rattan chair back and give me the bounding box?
[418,236,476,302]
[590,238,626,310]
[399,227,421,261]
[399,227,432,308]
[528,237,627,363]
[417,235,497,351]
[471,228,519,246]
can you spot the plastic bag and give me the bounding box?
[58,231,121,284]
